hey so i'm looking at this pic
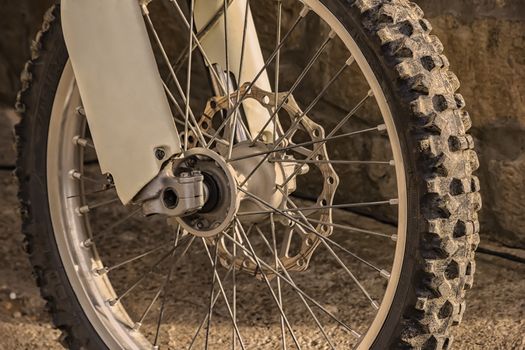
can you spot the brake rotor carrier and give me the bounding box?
[183,83,340,275]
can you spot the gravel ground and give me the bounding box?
[0,109,524,349]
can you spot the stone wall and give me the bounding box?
[0,0,523,247]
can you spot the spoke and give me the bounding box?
[273,0,283,144]
[227,0,251,160]
[271,213,286,350]
[187,267,234,350]
[222,230,360,337]
[206,6,311,147]
[163,82,228,146]
[109,249,174,306]
[234,220,302,349]
[304,217,397,241]
[223,0,233,159]
[153,227,181,348]
[237,199,396,216]
[280,89,374,188]
[66,185,115,200]
[232,225,238,350]
[75,197,120,216]
[283,196,391,280]
[171,0,234,75]
[240,188,380,309]
[229,125,383,163]
[239,58,356,186]
[107,236,193,306]
[275,199,397,212]
[82,207,142,246]
[183,0,195,151]
[134,230,195,331]
[266,56,354,149]
[69,170,110,185]
[252,30,336,144]
[169,0,229,96]
[278,188,397,241]
[97,238,184,275]
[254,226,336,349]
[142,5,207,146]
[270,159,394,166]
[172,108,230,146]
[306,223,379,309]
[293,57,354,123]
[204,241,219,349]
[202,239,247,350]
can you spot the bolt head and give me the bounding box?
[155,148,166,160]
[195,220,204,229]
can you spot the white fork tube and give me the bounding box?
[194,0,275,140]
[61,0,181,204]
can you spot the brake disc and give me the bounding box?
[186,83,340,275]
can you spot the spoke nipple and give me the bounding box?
[391,234,398,242]
[72,135,93,148]
[80,238,93,248]
[377,124,387,132]
[328,30,336,39]
[389,198,399,205]
[75,106,85,117]
[93,267,108,276]
[380,269,391,279]
[367,89,374,97]
[389,160,395,166]
[371,300,380,310]
[107,298,118,306]
[75,205,90,216]
[300,5,311,17]
[195,220,205,230]
[132,322,142,331]
[69,169,82,180]
[141,5,149,15]
[72,135,81,146]
[345,56,355,66]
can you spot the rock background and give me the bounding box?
[0,0,524,248]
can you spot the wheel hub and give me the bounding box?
[171,148,239,237]
[169,142,297,237]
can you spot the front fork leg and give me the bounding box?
[194,0,275,140]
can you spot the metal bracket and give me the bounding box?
[137,163,206,217]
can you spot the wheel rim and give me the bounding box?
[47,1,407,348]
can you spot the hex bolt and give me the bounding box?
[155,147,166,160]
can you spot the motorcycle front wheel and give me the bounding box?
[16,1,480,349]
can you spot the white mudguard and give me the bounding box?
[61,0,181,204]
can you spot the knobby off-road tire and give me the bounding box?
[16,1,480,349]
